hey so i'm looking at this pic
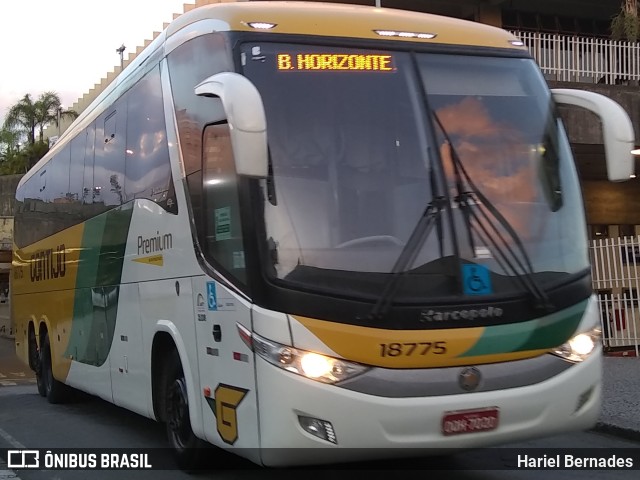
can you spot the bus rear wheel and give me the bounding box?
[164,352,204,470]
[30,328,45,397]
[41,333,70,404]
[36,363,46,397]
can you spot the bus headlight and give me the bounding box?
[252,333,369,384]
[551,326,601,363]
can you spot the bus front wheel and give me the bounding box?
[164,351,204,470]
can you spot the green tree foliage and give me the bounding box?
[612,0,640,41]
[4,94,38,146]
[1,91,77,174]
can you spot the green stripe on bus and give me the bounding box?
[66,204,134,366]
[460,300,588,357]
[96,204,134,287]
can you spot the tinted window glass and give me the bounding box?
[167,33,231,175]
[83,124,96,207]
[94,108,126,209]
[125,67,174,209]
[69,135,85,204]
[202,123,246,284]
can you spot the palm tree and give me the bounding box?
[34,91,78,142]
[0,127,19,159]
[0,127,27,174]
[3,93,37,146]
[3,92,78,147]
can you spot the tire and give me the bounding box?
[41,333,70,404]
[36,365,46,397]
[164,351,205,470]
[30,329,46,397]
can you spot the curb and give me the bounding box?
[593,422,640,442]
[604,350,638,358]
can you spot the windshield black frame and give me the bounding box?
[229,33,593,327]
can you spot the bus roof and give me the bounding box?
[19,1,527,188]
[167,1,526,51]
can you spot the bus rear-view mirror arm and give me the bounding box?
[551,88,635,182]
[195,72,268,178]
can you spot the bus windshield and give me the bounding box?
[241,43,589,302]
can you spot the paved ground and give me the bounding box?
[1,303,639,440]
[0,303,36,387]
[597,356,640,440]
[0,302,10,339]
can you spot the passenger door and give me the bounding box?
[194,124,259,460]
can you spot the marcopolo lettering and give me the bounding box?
[30,244,66,282]
[421,306,504,322]
[137,231,173,255]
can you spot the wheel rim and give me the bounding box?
[167,377,191,449]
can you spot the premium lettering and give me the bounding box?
[137,231,173,255]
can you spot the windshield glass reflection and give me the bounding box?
[241,43,588,301]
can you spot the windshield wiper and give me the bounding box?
[367,189,447,321]
[431,113,554,312]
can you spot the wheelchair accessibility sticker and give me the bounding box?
[207,282,217,311]
[462,264,492,295]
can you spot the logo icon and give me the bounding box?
[8,450,40,469]
[205,384,249,445]
[462,264,492,295]
[459,366,482,392]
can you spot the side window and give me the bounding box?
[124,66,175,212]
[167,32,231,175]
[14,184,26,248]
[94,106,126,209]
[50,145,70,203]
[69,135,85,204]
[84,124,96,207]
[202,123,246,284]
[69,134,85,224]
[49,145,71,232]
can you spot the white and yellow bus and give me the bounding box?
[12,0,635,469]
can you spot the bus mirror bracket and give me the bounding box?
[551,88,635,182]
[195,72,268,178]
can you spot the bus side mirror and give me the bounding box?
[195,72,268,178]
[551,88,635,182]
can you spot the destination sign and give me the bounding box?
[277,53,395,72]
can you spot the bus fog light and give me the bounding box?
[298,415,337,444]
[551,326,601,363]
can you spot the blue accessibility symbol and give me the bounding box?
[207,282,218,311]
[462,264,492,295]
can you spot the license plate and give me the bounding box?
[441,407,499,436]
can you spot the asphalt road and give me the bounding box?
[0,336,35,387]
[1,382,640,480]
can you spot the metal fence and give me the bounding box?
[590,236,640,355]
[511,31,640,85]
